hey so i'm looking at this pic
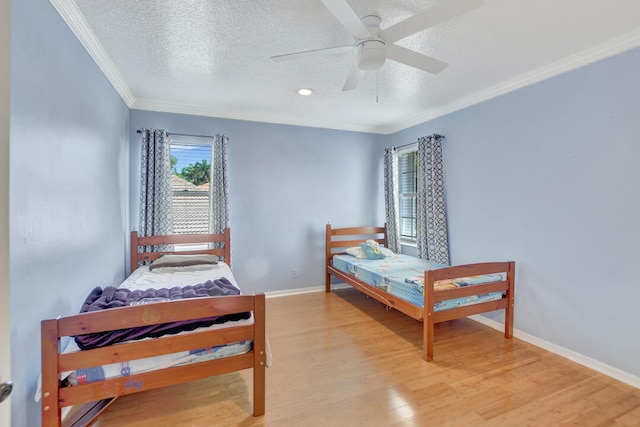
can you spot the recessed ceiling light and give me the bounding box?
[297,88,314,96]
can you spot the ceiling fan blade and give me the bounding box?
[271,45,352,62]
[320,0,371,39]
[386,44,448,75]
[382,0,484,43]
[342,63,362,91]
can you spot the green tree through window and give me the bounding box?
[177,159,210,186]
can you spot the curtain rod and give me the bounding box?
[394,141,417,150]
[136,129,214,139]
[393,134,445,150]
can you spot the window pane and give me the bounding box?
[399,152,416,193]
[171,192,209,234]
[399,196,416,239]
[398,150,418,240]
[170,143,212,234]
[170,144,212,186]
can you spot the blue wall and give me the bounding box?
[10,0,129,425]
[389,47,640,379]
[129,110,387,294]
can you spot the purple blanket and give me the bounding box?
[74,277,251,350]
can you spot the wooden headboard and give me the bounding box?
[130,228,231,273]
[324,223,387,267]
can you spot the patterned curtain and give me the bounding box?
[383,147,400,253]
[416,134,450,264]
[210,133,230,234]
[139,129,173,238]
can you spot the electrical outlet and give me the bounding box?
[291,269,299,278]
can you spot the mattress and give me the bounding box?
[65,331,253,386]
[120,261,240,291]
[332,254,505,311]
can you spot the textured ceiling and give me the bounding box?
[53,0,640,134]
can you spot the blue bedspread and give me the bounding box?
[332,254,505,310]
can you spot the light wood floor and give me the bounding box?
[93,288,640,426]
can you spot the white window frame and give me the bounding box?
[169,135,214,242]
[398,146,418,243]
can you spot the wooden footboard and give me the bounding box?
[41,294,266,427]
[325,223,515,361]
[423,261,515,361]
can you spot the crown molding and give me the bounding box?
[386,28,640,134]
[50,0,136,107]
[131,99,380,134]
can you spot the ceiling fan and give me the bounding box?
[271,0,484,91]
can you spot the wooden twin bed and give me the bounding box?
[325,224,515,361]
[41,229,266,427]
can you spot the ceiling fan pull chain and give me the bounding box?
[376,71,379,103]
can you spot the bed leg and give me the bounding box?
[423,314,434,362]
[423,270,436,362]
[253,295,266,416]
[325,223,332,293]
[505,261,515,339]
[41,319,62,427]
[253,363,265,416]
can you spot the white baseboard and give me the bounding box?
[264,283,349,298]
[265,284,640,390]
[468,314,640,390]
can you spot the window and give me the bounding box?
[398,150,417,241]
[169,139,212,235]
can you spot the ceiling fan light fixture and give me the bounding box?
[356,40,386,71]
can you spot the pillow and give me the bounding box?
[379,246,395,257]
[359,241,385,260]
[148,254,218,271]
[149,264,216,274]
[364,239,395,257]
[345,246,367,259]
[345,242,395,259]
